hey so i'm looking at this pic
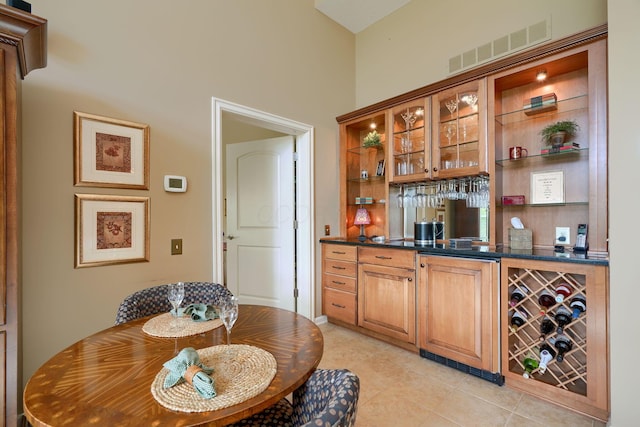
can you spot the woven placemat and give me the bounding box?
[142,313,223,338]
[151,344,277,413]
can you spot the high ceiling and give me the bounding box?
[314,0,410,34]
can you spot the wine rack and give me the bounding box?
[500,257,609,421]
[506,267,587,394]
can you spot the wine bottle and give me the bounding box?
[538,343,557,374]
[537,289,556,314]
[509,286,528,307]
[522,350,539,379]
[554,306,572,334]
[539,316,554,341]
[552,334,573,362]
[510,310,528,332]
[554,283,573,303]
[569,296,586,319]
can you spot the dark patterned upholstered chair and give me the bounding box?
[230,368,360,427]
[114,282,233,325]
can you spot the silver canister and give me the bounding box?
[414,220,445,245]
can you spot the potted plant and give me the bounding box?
[363,130,382,148]
[539,120,579,147]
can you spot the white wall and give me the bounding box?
[355,0,607,107]
[608,1,640,424]
[20,0,354,392]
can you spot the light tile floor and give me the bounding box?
[317,322,606,427]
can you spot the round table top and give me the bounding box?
[24,304,324,426]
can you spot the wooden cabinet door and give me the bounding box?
[418,255,498,372]
[431,79,488,179]
[357,262,416,343]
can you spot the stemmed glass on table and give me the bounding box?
[168,282,185,330]
[220,296,239,349]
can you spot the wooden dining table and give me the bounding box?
[23,304,324,426]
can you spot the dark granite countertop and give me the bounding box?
[319,238,609,266]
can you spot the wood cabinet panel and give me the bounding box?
[322,273,356,294]
[358,246,415,269]
[323,244,357,262]
[324,259,357,278]
[358,263,416,343]
[0,8,47,425]
[323,288,357,325]
[321,243,357,325]
[418,255,498,372]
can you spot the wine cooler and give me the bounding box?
[501,257,609,421]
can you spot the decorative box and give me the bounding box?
[509,228,532,250]
[523,93,557,115]
[502,195,525,205]
[355,197,373,204]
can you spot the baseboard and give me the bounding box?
[314,315,328,325]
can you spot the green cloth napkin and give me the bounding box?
[172,304,219,321]
[163,347,216,399]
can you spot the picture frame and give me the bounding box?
[75,194,150,268]
[74,111,150,189]
[530,170,565,205]
[376,159,386,176]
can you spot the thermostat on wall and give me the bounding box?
[164,175,187,192]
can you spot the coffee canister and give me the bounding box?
[414,220,444,245]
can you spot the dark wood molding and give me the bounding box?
[0,4,47,78]
[337,23,607,123]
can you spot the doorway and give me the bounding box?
[212,98,315,319]
[225,136,295,311]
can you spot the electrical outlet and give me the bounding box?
[324,225,330,236]
[555,227,570,245]
[171,238,183,255]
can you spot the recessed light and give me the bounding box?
[536,70,547,81]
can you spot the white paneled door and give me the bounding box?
[225,136,296,310]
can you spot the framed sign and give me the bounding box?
[531,170,565,205]
[75,194,150,268]
[74,111,150,189]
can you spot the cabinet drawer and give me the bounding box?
[358,247,415,270]
[323,273,357,293]
[324,244,357,262]
[323,288,356,325]
[324,259,357,277]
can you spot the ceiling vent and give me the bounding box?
[449,17,551,75]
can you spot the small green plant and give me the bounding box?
[539,120,579,145]
[363,130,382,148]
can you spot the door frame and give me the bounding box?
[212,97,315,319]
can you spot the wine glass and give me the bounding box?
[168,282,185,316]
[220,296,239,347]
[167,282,185,331]
[445,98,459,116]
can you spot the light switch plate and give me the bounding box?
[171,238,183,255]
[555,227,570,245]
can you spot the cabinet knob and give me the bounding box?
[408,277,413,282]
[433,167,438,172]
[420,263,425,268]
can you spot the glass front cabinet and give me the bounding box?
[431,79,489,179]
[339,111,388,240]
[390,98,430,183]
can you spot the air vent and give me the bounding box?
[448,17,551,75]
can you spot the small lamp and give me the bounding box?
[354,208,371,242]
